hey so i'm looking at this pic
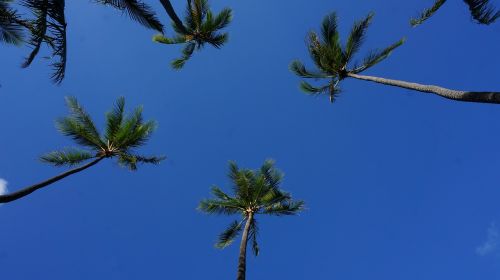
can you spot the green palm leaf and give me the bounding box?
[216,220,244,248]
[40,148,94,166]
[96,0,164,32]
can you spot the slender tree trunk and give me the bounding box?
[347,72,500,104]
[237,212,253,280]
[0,157,104,204]
[158,0,188,34]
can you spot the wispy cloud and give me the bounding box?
[0,178,7,196]
[476,222,499,256]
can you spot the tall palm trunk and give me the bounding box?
[158,0,188,33]
[237,212,253,280]
[0,157,104,203]
[347,73,500,104]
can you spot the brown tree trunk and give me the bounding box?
[237,212,253,280]
[158,0,188,34]
[0,157,104,204]
[347,72,500,104]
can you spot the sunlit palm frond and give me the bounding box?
[410,0,447,26]
[40,148,95,166]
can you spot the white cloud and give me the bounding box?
[0,178,7,196]
[476,222,499,256]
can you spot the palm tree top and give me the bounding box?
[153,0,232,69]
[198,160,304,254]
[41,96,165,170]
[290,12,405,103]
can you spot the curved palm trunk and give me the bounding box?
[0,157,104,204]
[237,212,253,280]
[347,73,500,104]
[158,0,188,34]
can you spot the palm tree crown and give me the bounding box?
[41,96,164,170]
[290,12,405,103]
[199,160,303,279]
[153,0,232,69]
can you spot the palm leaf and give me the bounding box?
[198,199,242,215]
[343,12,374,65]
[215,220,244,248]
[96,0,164,32]
[152,33,187,44]
[289,60,329,79]
[321,12,339,47]
[410,0,447,26]
[105,96,125,141]
[171,42,195,69]
[351,38,405,74]
[464,0,499,24]
[248,218,259,256]
[0,0,25,45]
[40,148,94,166]
[263,200,305,216]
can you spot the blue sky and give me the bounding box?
[1,0,500,279]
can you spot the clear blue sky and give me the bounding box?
[1,0,500,279]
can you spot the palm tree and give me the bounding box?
[0,96,164,203]
[290,12,500,104]
[198,160,304,280]
[411,0,499,26]
[6,0,164,83]
[153,0,232,69]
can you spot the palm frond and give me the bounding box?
[46,0,66,84]
[96,0,164,32]
[21,0,49,68]
[117,152,164,170]
[198,198,242,215]
[351,38,405,74]
[410,0,447,26]
[464,0,499,24]
[343,12,373,65]
[263,200,305,216]
[171,41,195,69]
[0,0,25,45]
[113,105,157,149]
[64,96,103,145]
[104,96,125,141]
[260,188,291,206]
[211,186,233,201]
[259,160,282,190]
[152,33,187,44]
[215,220,243,249]
[205,32,228,48]
[299,80,340,103]
[248,218,259,256]
[20,0,67,83]
[40,148,94,166]
[211,7,232,30]
[159,0,187,33]
[321,12,339,47]
[289,60,329,79]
